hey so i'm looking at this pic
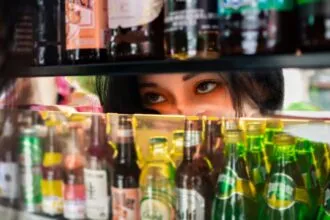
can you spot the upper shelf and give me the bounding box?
[17,52,330,77]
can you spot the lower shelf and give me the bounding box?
[0,205,56,220]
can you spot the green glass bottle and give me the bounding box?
[313,142,330,188]
[317,176,330,220]
[296,138,321,218]
[212,130,257,219]
[170,130,184,168]
[139,137,176,220]
[246,122,270,201]
[264,119,283,162]
[259,133,311,220]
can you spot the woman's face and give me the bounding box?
[138,73,236,117]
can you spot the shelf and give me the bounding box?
[13,52,330,77]
[0,205,55,220]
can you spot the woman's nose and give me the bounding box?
[176,101,205,116]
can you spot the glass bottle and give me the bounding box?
[164,0,220,59]
[170,130,184,168]
[63,125,86,220]
[176,117,213,220]
[245,122,270,201]
[217,0,296,55]
[317,176,330,220]
[111,115,141,219]
[84,114,110,220]
[264,119,283,162]
[107,0,164,61]
[65,0,108,64]
[34,0,65,65]
[41,124,64,217]
[139,137,176,220]
[212,130,257,219]
[259,133,311,220]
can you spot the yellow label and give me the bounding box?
[43,153,62,167]
[41,180,63,197]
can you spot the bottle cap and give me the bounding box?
[173,130,184,140]
[149,136,167,145]
[223,119,239,132]
[246,122,263,135]
[273,133,296,145]
[225,130,243,144]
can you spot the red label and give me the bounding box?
[64,184,86,219]
[112,187,140,220]
[64,184,85,200]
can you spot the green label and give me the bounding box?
[19,135,42,166]
[266,173,300,210]
[217,167,237,199]
[218,0,294,15]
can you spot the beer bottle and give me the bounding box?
[107,0,164,61]
[0,113,20,208]
[170,130,184,168]
[111,115,140,219]
[176,117,213,220]
[63,125,86,220]
[212,130,257,219]
[164,0,220,59]
[317,176,330,220]
[84,114,110,220]
[218,0,296,55]
[41,123,64,217]
[314,142,330,187]
[296,138,321,217]
[139,137,176,220]
[264,119,283,162]
[204,118,224,186]
[65,0,108,64]
[246,122,270,201]
[34,0,65,65]
[297,0,330,51]
[259,133,311,219]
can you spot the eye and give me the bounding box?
[196,81,218,94]
[143,92,166,104]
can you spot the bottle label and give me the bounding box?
[64,184,86,219]
[184,131,201,148]
[0,162,19,199]
[266,173,309,210]
[21,166,42,211]
[43,153,62,167]
[216,166,256,200]
[41,179,63,215]
[218,0,294,15]
[84,169,109,219]
[66,0,107,50]
[111,187,140,219]
[176,188,205,220]
[165,1,219,34]
[108,0,163,28]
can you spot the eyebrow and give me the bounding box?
[182,74,199,81]
[139,82,158,88]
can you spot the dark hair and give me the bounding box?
[96,70,284,116]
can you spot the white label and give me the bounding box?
[184,131,201,148]
[64,201,86,219]
[176,188,205,220]
[108,0,163,28]
[117,129,133,138]
[0,162,19,199]
[84,169,109,220]
[42,197,63,215]
[140,199,171,220]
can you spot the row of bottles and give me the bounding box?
[23,0,330,66]
[0,110,329,219]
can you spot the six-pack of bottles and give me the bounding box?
[0,109,329,219]
[13,0,330,66]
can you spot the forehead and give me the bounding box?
[139,73,185,83]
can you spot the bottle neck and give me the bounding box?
[273,145,296,163]
[183,130,201,161]
[116,141,138,165]
[264,128,280,144]
[45,126,56,153]
[224,143,241,160]
[246,135,264,152]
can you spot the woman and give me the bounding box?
[97,70,284,117]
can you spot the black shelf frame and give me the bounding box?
[12,52,330,77]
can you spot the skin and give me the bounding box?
[138,73,239,117]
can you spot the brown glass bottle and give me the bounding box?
[65,0,108,64]
[111,115,140,219]
[164,0,220,60]
[297,0,330,51]
[84,114,110,220]
[34,0,65,66]
[107,0,164,61]
[204,118,224,186]
[218,0,297,55]
[175,116,213,220]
